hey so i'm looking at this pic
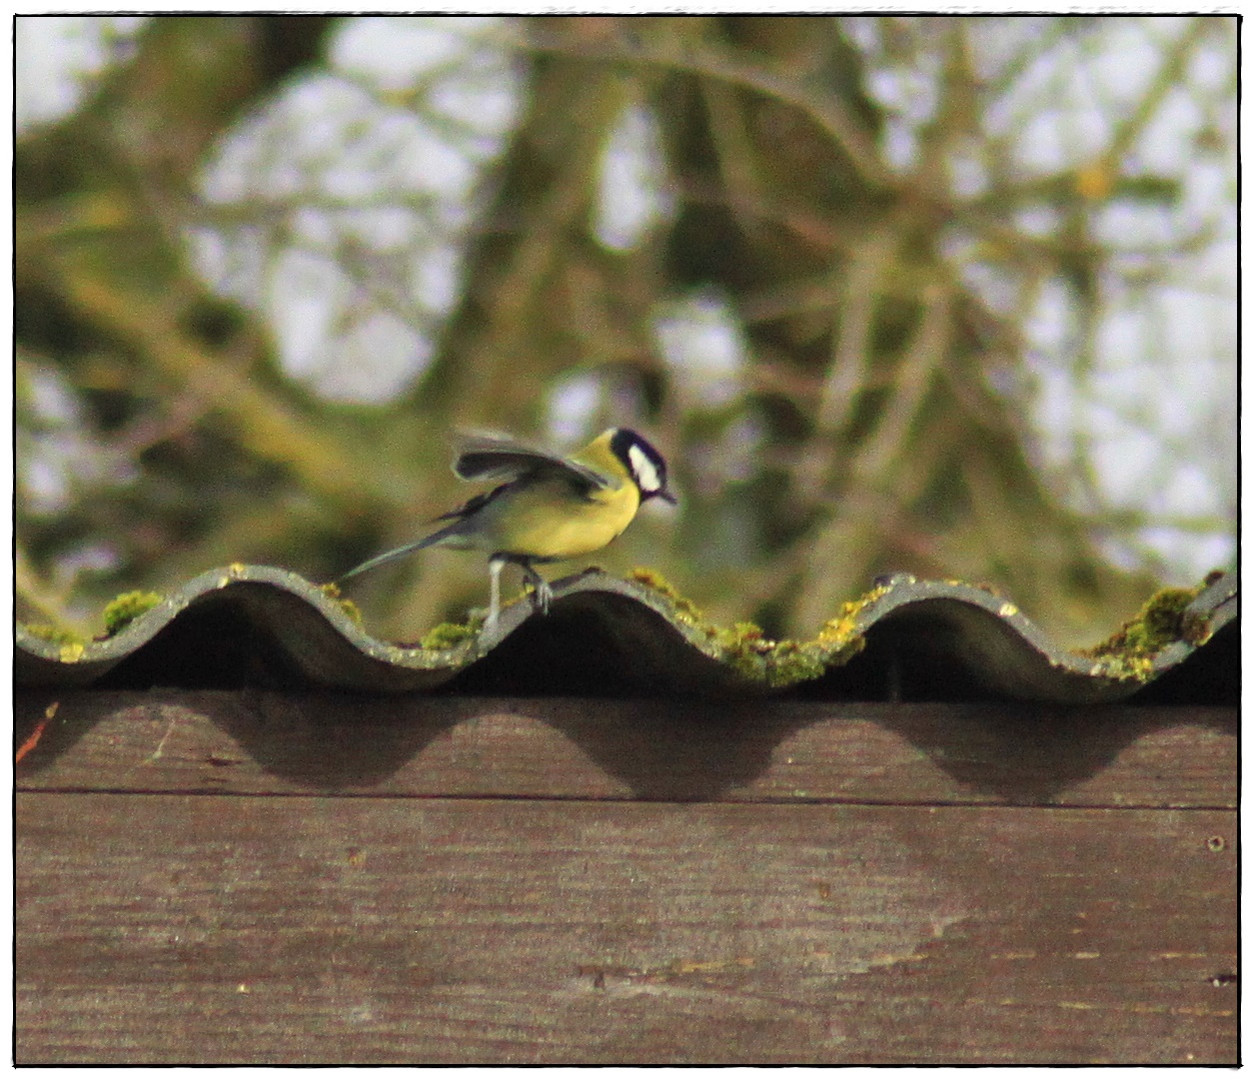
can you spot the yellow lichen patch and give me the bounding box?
[23,623,86,650]
[337,597,364,627]
[629,566,708,627]
[102,590,165,637]
[815,583,888,650]
[318,582,364,626]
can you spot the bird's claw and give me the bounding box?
[529,576,553,615]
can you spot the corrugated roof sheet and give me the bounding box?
[15,566,1236,704]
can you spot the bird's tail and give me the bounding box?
[337,519,465,583]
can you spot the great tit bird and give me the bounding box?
[339,427,676,628]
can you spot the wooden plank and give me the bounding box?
[16,691,1237,808]
[17,792,1235,1064]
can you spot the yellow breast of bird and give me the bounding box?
[493,477,641,559]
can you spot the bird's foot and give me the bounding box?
[528,576,553,615]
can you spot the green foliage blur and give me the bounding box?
[16,15,1236,646]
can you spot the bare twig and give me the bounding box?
[512,28,896,192]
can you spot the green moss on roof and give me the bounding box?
[1079,584,1201,681]
[629,567,872,688]
[420,615,485,651]
[14,564,1233,700]
[102,591,165,637]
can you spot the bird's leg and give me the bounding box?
[519,560,553,615]
[487,556,507,630]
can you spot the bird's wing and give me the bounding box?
[432,483,507,522]
[452,432,611,491]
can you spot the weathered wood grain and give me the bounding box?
[15,692,1237,1062]
[14,692,1237,808]
[17,792,1235,1064]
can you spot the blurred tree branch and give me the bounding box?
[15,16,398,620]
[16,15,1233,645]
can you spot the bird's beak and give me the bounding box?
[657,488,678,505]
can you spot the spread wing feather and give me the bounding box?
[452,432,610,491]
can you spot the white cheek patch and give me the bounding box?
[628,444,660,493]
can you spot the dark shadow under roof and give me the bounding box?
[15,566,1237,705]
